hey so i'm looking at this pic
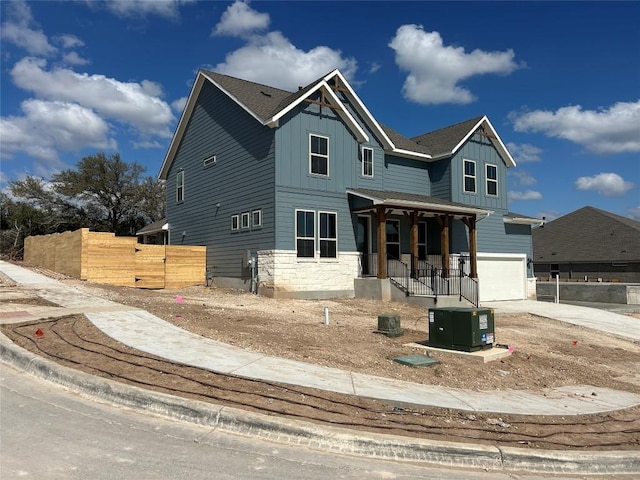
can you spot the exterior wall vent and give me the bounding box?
[204,155,216,167]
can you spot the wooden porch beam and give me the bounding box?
[439,214,450,278]
[461,216,478,278]
[376,205,387,279]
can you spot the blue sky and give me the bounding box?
[1,0,639,221]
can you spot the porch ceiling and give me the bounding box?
[347,188,493,218]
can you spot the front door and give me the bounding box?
[356,215,371,275]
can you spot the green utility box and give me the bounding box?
[428,307,495,352]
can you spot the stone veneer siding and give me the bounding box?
[257,250,359,298]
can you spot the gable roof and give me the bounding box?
[412,116,516,166]
[159,69,515,179]
[533,206,640,263]
[136,218,168,235]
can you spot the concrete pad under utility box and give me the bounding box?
[405,343,512,363]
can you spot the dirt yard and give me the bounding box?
[2,265,640,450]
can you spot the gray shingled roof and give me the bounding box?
[202,70,294,121]
[380,124,432,155]
[136,218,167,235]
[411,116,484,156]
[348,188,491,214]
[505,211,540,221]
[533,206,640,263]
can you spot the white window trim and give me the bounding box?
[361,146,374,178]
[295,209,316,259]
[463,159,476,194]
[176,170,184,203]
[241,212,250,229]
[309,134,329,177]
[231,214,239,231]
[485,163,498,197]
[203,155,216,167]
[318,211,338,259]
[252,209,262,228]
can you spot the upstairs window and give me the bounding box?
[176,170,184,202]
[252,209,262,228]
[463,160,476,194]
[310,134,329,176]
[486,164,498,196]
[362,147,373,177]
[319,212,337,258]
[296,210,315,258]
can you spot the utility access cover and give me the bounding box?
[393,355,439,367]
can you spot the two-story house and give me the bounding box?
[158,69,540,305]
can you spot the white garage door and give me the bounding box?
[477,253,526,302]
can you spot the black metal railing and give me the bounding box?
[358,253,478,306]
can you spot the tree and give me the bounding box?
[3,152,166,257]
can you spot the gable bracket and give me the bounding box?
[304,86,339,110]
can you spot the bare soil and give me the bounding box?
[2,265,639,450]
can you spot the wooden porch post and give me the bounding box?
[376,206,387,279]
[410,210,418,278]
[439,214,450,278]
[463,216,478,278]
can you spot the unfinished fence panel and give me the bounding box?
[135,244,166,289]
[24,229,206,289]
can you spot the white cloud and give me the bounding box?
[510,170,537,186]
[214,30,357,91]
[171,96,188,113]
[575,172,634,196]
[369,62,381,74]
[10,57,175,138]
[508,190,542,201]
[506,142,542,163]
[55,34,85,49]
[213,1,269,37]
[97,0,193,19]
[511,101,640,154]
[62,51,89,66]
[388,25,522,104]
[627,206,640,221]
[132,140,164,149]
[0,0,56,56]
[1,99,116,163]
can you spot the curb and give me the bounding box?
[1,332,639,475]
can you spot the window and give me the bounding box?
[486,164,498,196]
[310,134,329,176]
[362,147,373,177]
[386,220,400,260]
[463,160,476,194]
[231,215,239,231]
[252,209,262,228]
[319,212,337,258]
[418,221,427,260]
[296,210,315,258]
[241,212,250,229]
[176,170,184,202]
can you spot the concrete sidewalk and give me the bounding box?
[483,300,640,341]
[2,260,639,416]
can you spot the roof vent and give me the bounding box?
[260,90,272,97]
[298,86,303,91]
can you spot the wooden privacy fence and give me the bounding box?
[24,228,206,289]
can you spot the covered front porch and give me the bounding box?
[347,189,493,306]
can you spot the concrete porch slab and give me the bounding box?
[404,342,512,363]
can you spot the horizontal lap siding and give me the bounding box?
[429,159,451,200]
[383,155,430,195]
[275,188,356,252]
[166,82,276,279]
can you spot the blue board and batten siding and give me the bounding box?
[165,82,276,279]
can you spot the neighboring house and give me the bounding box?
[136,218,169,245]
[158,69,540,303]
[533,206,640,283]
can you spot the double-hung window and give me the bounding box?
[362,147,373,177]
[463,160,476,194]
[485,164,498,196]
[176,170,184,202]
[296,210,315,258]
[319,212,337,258]
[310,134,329,176]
